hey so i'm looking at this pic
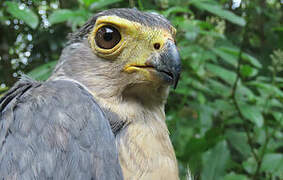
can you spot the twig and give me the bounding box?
[230,20,260,179]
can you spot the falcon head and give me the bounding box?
[51,8,181,105]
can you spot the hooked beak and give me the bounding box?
[146,41,182,89]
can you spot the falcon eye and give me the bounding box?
[95,26,121,49]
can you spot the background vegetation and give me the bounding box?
[0,0,282,179]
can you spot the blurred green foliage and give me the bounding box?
[0,0,282,179]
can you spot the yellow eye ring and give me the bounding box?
[89,23,126,59]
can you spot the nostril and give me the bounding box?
[153,43,161,50]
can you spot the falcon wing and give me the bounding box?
[0,77,123,180]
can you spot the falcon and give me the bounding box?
[0,8,181,180]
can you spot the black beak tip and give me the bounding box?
[173,68,181,89]
[173,75,180,89]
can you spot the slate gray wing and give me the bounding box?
[0,78,123,180]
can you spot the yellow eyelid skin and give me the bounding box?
[89,16,142,59]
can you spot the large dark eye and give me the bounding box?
[95,26,121,49]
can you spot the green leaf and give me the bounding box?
[272,112,283,125]
[48,9,75,25]
[181,21,200,41]
[253,127,266,145]
[191,0,246,26]
[206,63,237,85]
[207,79,231,97]
[241,53,262,69]
[273,26,283,32]
[199,30,225,39]
[238,103,264,127]
[82,0,98,7]
[5,2,39,29]
[48,9,90,30]
[212,99,235,113]
[212,48,238,67]
[223,172,248,180]
[89,0,123,11]
[198,104,214,135]
[48,9,90,25]
[240,65,258,78]
[247,81,283,98]
[237,83,256,101]
[0,86,8,93]
[28,61,57,81]
[225,130,251,158]
[162,7,192,17]
[243,157,257,174]
[185,137,208,157]
[218,47,262,68]
[261,153,283,177]
[201,141,230,180]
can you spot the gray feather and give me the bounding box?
[0,78,123,180]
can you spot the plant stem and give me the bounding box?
[230,20,261,180]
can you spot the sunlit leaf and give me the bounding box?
[0,86,8,94]
[5,2,39,29]
[82,0,98,7]
[272,26,283,32]
[240,65,258,78]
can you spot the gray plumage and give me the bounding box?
[0,77,123,180]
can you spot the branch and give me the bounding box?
[230,19,260,179]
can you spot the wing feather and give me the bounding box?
[0,78,123,180]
